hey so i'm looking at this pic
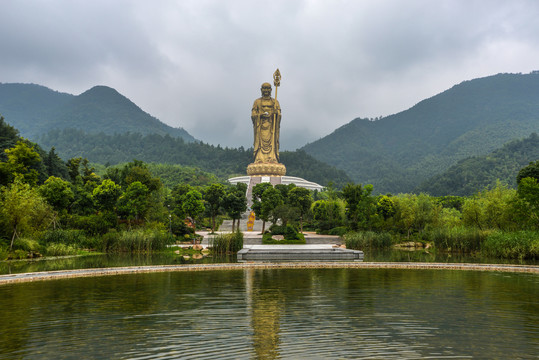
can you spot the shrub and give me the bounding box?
[210,231,243,254]
[482,231,539,259]
[39,229,86,246]
[67,213,116,236]
[262,232,306,244]
[0,245,8,260]
[269,224,303,240]
[104,229,171,253]
[10,249,28,260]
[428,226,487,252]
[13,237,41,252]
[45,243,79,256]
[344,231,393,250]
[328,227,347,236]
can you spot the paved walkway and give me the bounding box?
[198,231,343,246]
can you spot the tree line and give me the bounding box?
[1,115,538,260]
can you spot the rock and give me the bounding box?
[340,245,346,249]
[183,255,190,260]
[192,253,203,260]
[332,245,340,248]
[193,244,204,251]
[272,235,285,241]
[174,250,180,254]
[201,249,211,255]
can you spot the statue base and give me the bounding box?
[246,162,286,176]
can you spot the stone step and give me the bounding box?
[237,245,363,262]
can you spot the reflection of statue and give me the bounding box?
[251,82,281,163]
[247,69,286,176]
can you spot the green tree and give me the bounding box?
[181,190,205,228]
[1,178,53,249]
[0,141,41,186]
[311,199,346,233]
[44,147,69,180]
[251,182,273,225]
[39,176,74,213]
[222,183,247,232]
[462,182,516,230]
[92,179,122,212]
[288,187,313,233]
[66,157,82,182]
[260,187,284,232]
[204,183,225,232]
[342,183,375,230]
[376,195,396,220]
[117,181,150,222]
[0,116,19,162]
[516,177,539,228]
[516,160,539,183]
[170,183,193,219]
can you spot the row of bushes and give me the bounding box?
[344,231,393,250]
[344,229,539,260]
[1,228,174,260]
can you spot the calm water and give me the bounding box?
[1,249,536,275]
[1,268,537,359]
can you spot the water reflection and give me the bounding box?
[0,269,537,359]
[1,249,536,275]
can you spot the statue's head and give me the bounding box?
[260,82,272,98]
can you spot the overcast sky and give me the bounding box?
[1,0,539,150]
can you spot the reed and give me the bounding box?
[482,231,539,259]
[428,226,487,252]
[210,231,243,254]
[344,231,393,250]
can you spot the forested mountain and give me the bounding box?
[0,83,195,142]
[416,133,539,196]
[302,72,539,193]
[39,129,352,187]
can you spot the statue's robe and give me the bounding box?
[251,97,281,163]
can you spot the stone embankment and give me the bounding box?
[1,262,537,285]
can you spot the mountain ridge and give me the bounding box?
[0,83,195,142]
[301,72,539,193]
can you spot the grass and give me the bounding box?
[482,231,539,259]
[344,231,393,250]
[427,226,487,253]
[210,231,243,254]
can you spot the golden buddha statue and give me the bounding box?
[247,70,286,176]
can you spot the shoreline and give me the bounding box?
[1,262,537,285]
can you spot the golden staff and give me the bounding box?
[273,69,281,161]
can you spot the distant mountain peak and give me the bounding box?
[0,82,196,142]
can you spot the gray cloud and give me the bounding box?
[1,0,538,150]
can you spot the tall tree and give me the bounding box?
[260,187,284,232]
[117,181,150,222]
[222,183,247,232]
[288,187,313,233]
[92,179,122,212]
[181,190,205,228]
[39,176,74,214]
[1,178,53,249]
[0,141,41,186]
[204,183,225,232]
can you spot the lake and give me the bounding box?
[1,268,537,359]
